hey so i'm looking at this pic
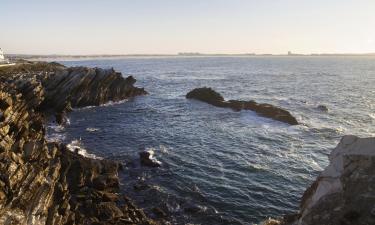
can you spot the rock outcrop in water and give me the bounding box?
[186,87,298,125]
[0,62,156,224]
[268,135,375,225]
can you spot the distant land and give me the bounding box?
[5,51,375,61]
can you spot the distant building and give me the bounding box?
[288,51,292,55]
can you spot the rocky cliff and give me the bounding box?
[266,135,375,225]
[0,62,155,225]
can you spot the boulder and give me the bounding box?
[186,87,298,125]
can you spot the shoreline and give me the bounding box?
[0,60,374,224]
[0,61,159,224]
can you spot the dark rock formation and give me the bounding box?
[40,67,147,112]
[139,151,161,167]
[186,87,298,125]
[0,62,156,224]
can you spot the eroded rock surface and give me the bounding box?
[271,136,375,225]
[186,87,298,125]
[296,135,375,225]
[0,62,156,225]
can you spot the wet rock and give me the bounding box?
[186,87,298,125]
[139,151,161,167]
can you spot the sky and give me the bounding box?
[1,0,375,55]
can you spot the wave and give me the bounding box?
[74,99,129,111]
[45,123,66,142]
[66,139,102,159]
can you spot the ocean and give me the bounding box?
[47,56,375,224]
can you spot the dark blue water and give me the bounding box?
[47,56,375,224]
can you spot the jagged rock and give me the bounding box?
[0,61,157,225]
[274,136,375,225]
[186,87,298,125]
[40,67,147,112]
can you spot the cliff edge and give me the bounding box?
[265,135,375,225]
[0,62,155,225]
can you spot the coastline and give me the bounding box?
[0,60,374,225]
[0,61,158,224]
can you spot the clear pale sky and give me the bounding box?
[1,0,374,55]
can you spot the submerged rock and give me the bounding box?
[186,87,298,125]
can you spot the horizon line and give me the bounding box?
[6,52,375,58]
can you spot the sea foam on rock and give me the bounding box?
[0,61,157,224]
[186,87,298,125]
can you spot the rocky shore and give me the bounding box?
[1,61,373,225]
[186,87,298,125]
[0,62,155,224]
[264,135,375,225]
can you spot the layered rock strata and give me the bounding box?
[0,62,155,224]
[267,136,375,225]
[186,87,298,125]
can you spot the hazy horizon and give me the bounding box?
[1,0,374,55]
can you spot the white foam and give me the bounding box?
[66,139,102,159]
[46,123,66,142]
[159,145,169,153]
[74,99,129,111]
[101,99,128,107]
[86,127,100,132]
[145,147,162,165]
